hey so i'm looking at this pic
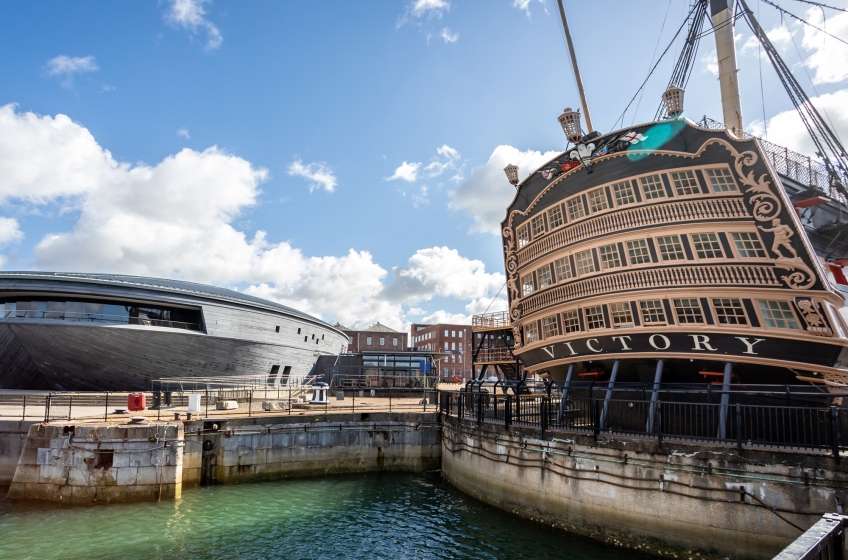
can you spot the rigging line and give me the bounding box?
[633,0,675,126]
[611,0,701,131]
[482,282,505,316]
[762,0,848,46]
[787,0,848,13]
[693,12,744,39]
[758,0,769,138]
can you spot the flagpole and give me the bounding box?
[556,0,594,133]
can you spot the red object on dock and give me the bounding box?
[128,393,146,411]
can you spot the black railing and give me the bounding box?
[440,390,848,458]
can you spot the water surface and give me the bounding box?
[0,473,650,559]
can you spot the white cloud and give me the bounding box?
[165,0,223,51]
[387,161,421,182]
[411,185,429,207]
[802,9,848,85]
[44,56,98,87]
[449,144,560,235]
[513,0,545,17]
[0,104,499,331]
[176,128,190,139]
[412,0,449,18]
[420,309,470,325]
[701,49,718,77]
[441,28,458,43]
[287,158,337,193]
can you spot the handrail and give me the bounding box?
[0,310,202,331]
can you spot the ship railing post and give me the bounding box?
[831,407,841,462]
[736,403,743,453]
[557,365,574,427]
[592,397,599,440]
[646,360,664,433]
[505,395,512,428]
[600,360,620,430]
[657,401,663,447]
[718,362,733,440]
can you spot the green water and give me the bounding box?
[0,473,650,559]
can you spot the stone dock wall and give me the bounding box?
[0,420,36,485]
[442,414,848,560]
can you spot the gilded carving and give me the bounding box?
[502,225,521,321]
[794,297,833,337]
[512,323,522,349]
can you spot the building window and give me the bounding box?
[588,188,608,213]
[599,244,622,269]
[367,337,372,345]
[531,214,546,237]
[379,337,385,346]
[452,330,456,337]
[517,225,530,248]
[393,337,398,346]
[458,343,462,351]
[691,233,723,259]
[640,174,666,200]
[585,306,605,329]
[542,316,559,338]
[713,298,748,325]
[610,302,634,327]
[670,170,700,195]
[521,273,535,296]
[444,342,448,350]
[656,235,686,261]
[640,300,666,324]
[348,337,353,344]
[626,239,651,264]
[548,205,564,229]
[673,298,704,324]
[451,355,455,363]
[452,342,456,350]
[758,300,799,329]
[524,322,539,343]
[554,257,572,281]
[731,232,767,258]
[537,265,553,288]
[705,168,738,192]
[567,197,585,221]
[458,356,462,363]
[275,325,280,333]
[575,249,595,275]
[562,310,580,333]
[444,330,448,336]
[612,181,636,206]
[297,328,301,334]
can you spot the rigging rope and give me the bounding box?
[787,0,848,13]
[632,0,675,126]
[758,0,769,139]
[655,0,709,121]
[761,0,848,46]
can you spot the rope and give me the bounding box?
[633,0,675,126]
[787,0,848,13]
[482,282,505,316]
[762,0,848,47]
[758,0,769,139]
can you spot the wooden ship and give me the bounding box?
[485,0,848,392]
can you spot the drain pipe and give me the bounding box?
[646,360,664,434]
[600,360,620,430]
[556,364,574,426]
[717,362,733,439]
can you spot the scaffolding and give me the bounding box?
[471,311,523,382]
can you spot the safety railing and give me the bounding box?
[774,513,848,559]
[440,387,848,457]
[472,347,515,363]
[0,310,201,331]
[472,311,510,329]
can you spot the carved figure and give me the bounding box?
[507,276,519,303]
[512,323,522,349]
[758,218,799,259]
[795,298,833,337]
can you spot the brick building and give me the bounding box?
[409,323,472,381]
[335,322,407,353]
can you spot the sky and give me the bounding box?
[1,0,848,331]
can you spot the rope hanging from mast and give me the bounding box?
[655,0,709,121]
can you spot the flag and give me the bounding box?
[621,131,648,144]
[560,162,580,172]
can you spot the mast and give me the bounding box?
[556,0,594,133]
[710,0,744,133]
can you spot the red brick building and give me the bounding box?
[409,323,472,381]
[335,322,407,353]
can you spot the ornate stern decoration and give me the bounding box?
[503,225,522,321]
[795,297,833,337]
[512,323,522,350]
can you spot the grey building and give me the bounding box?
[0,272,348,391]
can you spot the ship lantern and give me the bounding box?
[558,108,583,144]
[504,164,520,187]
[662,85,685,118]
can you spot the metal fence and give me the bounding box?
[440,388,848,457]
[472,311,510,329]
[774,513,848,559]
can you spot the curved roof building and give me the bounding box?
[0,272,348,391]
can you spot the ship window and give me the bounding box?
[626,239,651,264]
[588,188,608,213]
[640,175,666,200]
[524,322,540,344]
[537,265,552,288]
[705,168,738,192]
[585,306,605,330]
[567,197,585,221]
[670,170,700,195]
[517,225,530,248]
[640,301,667,324]
[542,316,560,338]
[599,244,622,269]
[548,205,564,229]
[731,232,767,258]
[673,299,704,324]
[531,215,546,237]
[691,233,723,259]
[521,273,535,296]
[656,235,686,261]
[612,181,636,206]
[562,310,580,333]
[554,257,572,281]
[712,298,748,325]
[758,300,799,329]
[610,302,634,328]
[575,250,595,275]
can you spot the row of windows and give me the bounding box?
[523,298,803,343]
[443,342,464,351]
[413,329,465,344]
[348,336,399,347]
[517,166,739,248]
[520,230,768,296]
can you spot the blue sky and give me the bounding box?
[1,0,847,330]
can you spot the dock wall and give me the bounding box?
[441,414,848,560]
[0,421,36,485]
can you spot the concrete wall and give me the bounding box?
[0,420,36,485]
[442,415,848,560]
[6,422,183,504]
[182,412,441,487]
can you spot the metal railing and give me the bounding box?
[472,347,515,362]
[774,513,848,559]
[472,311,510,329]
[441,383,848,457]
[0,310,201,331]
